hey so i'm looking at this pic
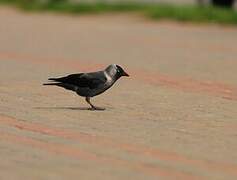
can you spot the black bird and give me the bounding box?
[43,64,129,110]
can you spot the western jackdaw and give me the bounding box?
[43,64,129,110]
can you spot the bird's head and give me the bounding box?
[105,64,129,80]
[115,65,129,77]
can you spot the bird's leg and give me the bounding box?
[85,97,105,111]
[85,97,96,110]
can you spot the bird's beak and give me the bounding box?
[123,71,129,77]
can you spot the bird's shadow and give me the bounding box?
[34,106,106,111]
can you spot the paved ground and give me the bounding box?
[0,7,237,180]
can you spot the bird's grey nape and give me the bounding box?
[105,64,117,77]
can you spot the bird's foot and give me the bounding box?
[88,106,105,111]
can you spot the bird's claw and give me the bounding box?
[88,106,105,111]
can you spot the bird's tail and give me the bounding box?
[48,78,58,81]
[43,82,77,91]
[43,83,60,86]
[43,77,59,85]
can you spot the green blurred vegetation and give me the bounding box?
[1,0,237,25]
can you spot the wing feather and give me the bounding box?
[48,72,106,89]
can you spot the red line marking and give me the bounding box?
[0,131,202,180]
[1,114,237,177]
[133,69,237,101]
[1,52,237,100]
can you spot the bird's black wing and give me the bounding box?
[49,72,106,89]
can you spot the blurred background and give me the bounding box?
[70,0,237,7]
